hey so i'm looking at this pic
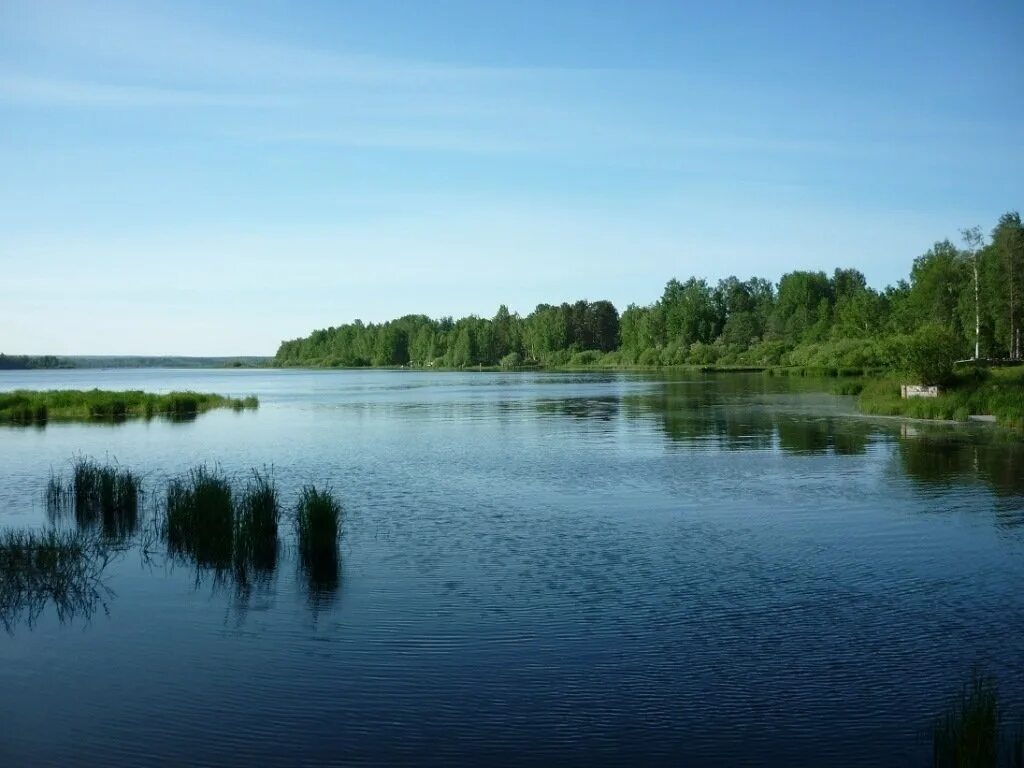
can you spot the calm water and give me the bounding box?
[1,369,1023,767]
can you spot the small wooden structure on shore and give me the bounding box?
[901,384,941,399]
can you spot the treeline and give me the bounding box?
[275,212,1024,371]
[0,354,70,370]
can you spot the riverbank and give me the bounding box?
[856,368,1024,429]
[0,389,258,425]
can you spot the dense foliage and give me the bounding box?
[275,212,1024,372]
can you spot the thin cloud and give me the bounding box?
[0,73,288,108]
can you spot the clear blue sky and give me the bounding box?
[1,0,1021,355]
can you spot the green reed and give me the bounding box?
[234,469,281,577]
[165,466,235,569]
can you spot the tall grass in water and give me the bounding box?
[45,471,70,517]
[933,670,1023,768]
[0,528,111,631]
[296,486,341,594]
[69,458,140,539]
[165,466,234,569]
[234,469,280,579]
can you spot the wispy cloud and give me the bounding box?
[0,73,288,108]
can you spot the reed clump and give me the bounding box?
[296,486,341,593]
[45,471,70,516]
[165,466,235,568]
[53,458,142,538]
[933,670,1024,768]
[296,486,341,556]
[234,469,281,577]
[164,466,282,582]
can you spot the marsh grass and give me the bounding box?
[234,469,281,580]
[0,389,258,425]
[45,471,70,517]
[70,458,141,539]
[296,486,341,595]
[0,528,112,632]
[932,671,1024,768]
[296,486,340,555]
[165,466,234,569]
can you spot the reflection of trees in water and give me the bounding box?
[898,436,1024,524]
[534,396,619,422]
[617,379,1024,510]
[0,529,114,633]
[623,382,871,455]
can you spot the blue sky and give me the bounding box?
[1,0,1021,355]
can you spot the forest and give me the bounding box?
[275,212,1024,373]
[0,354,69,370]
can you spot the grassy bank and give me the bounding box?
[0,389,258,425]
[857,367,1024,429]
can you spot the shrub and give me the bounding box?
[569,350,603,366]
[500,352,523,369]
[905,324,960,386]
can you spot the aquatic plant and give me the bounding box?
[165,466,234,569]
[295,486,341,597]
[0,528,112,632]
[0,389,258,425]
[69,458,141,539]
[234,469,280,577]
[296,486,340,556]
[932,670,1016,768]
[45,471,70,517]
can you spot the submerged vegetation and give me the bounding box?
[0,528,112,632]
[0,389,258,425]
[276,211,1024,374]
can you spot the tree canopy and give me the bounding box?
[275,211,1024,372]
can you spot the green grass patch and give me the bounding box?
[0,389,258,425]
[858,367,1024,428]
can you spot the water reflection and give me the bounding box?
[615,377,1022,508]
[0,529,114,633]
[897,434,1024,523]
[300,548,340,615]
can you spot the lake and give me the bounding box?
[1,368,1022,767]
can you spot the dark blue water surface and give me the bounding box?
[1,369,1022,767]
